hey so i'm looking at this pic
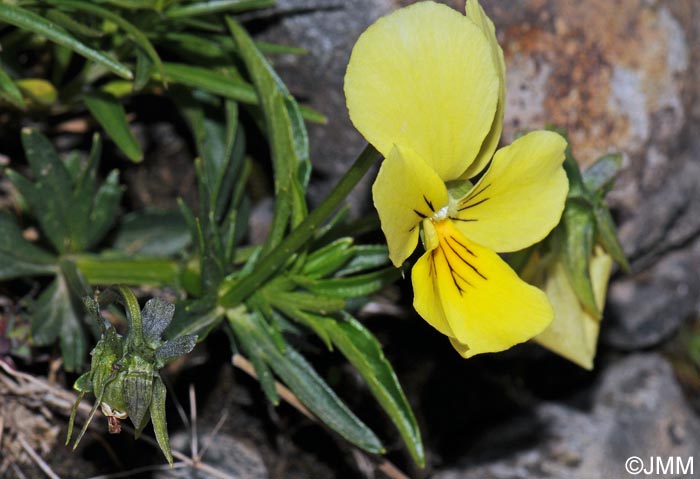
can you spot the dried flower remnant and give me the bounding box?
[66,286,196,466]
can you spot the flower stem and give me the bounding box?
[218,144,380,308]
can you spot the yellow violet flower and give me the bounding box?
[532,247,613,370]
[344,0,570,357]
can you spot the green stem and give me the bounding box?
[99,285,145,351]
[72,254,180,287]
[218,144,381,307]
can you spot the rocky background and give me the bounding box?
[253,0,700,478]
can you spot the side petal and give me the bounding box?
[413,220,553,357]
[463,0,506,178]
[452,130,568,252]
[345,1,499,180]
[372,145,449,267]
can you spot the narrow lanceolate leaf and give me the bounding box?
[166,0,275,18]
[84,92,143,162]
[226,306,279,404]
[301,238,354,279]
[0,4,132,80]
[228,18,310,253]
[161,63,258,104]
[0,63,25,108]
[230,311,384,454]
[324,314,424,467]
[45,0,164,79]
[335,245,390,276]
[0,213,56,280]
[297,268,401,299]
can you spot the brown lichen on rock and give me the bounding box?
[499,0,689,178]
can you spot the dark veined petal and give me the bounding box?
[412,220,553,357]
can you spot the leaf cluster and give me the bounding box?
[0,1,425,466]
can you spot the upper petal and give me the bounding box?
[345,1,499,181]
[462,0,506,178]
[413,220,553,357]
[372,145,449,267]
[452,130,568,252]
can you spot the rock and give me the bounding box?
[432,354,700,479]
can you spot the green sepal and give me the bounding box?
[583,153,623,198]
[150,376,173,466]
[123,361,154,437]
[593,204,630,272]
[557,198,599,318]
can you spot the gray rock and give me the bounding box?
[433,354,700,479]
[605,153,700,349]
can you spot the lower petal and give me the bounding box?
[412,220,553,357]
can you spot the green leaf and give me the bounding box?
[227,306,279,404]
[0,4,132,80]
[31,274,87,371]
[11,129,74,253]
[16,78,57,106]
[0,62,25,108]
[166,0,275,18]
[45,9,104,38]
[113,210,191,256]
[297,268,401,299]
[87,169,123,248]
[336,245,390,276]
[324,314,424,466]
[227,18,310,252]
[164,296,224,340]
[229,311,384,454]
[301,238,354,279]
[161,63,258,104]
[84,91,143,162]
[0,212,57,279]
[45,0,164,80]
[133,49,154,91]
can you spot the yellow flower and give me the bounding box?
[344,0,569,357]
[531,247,613,370]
